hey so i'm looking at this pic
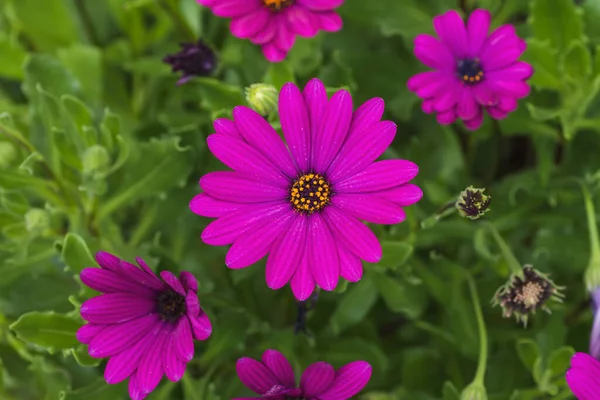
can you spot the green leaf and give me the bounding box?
[96,136,194,219]
[58,233,96,275]
[530,0,584,52]
[30,357,70,400]
[264,61,295,90]
[70,345,100,367]
[372,272,427,318]
[517,339,541,373]
[195,77,246,111]
[547,346,575,376]
[5,0,80,52]
[23,54,80,100]
[0,191,29,216]
[330,274,378,334]
[522,39,562,90]
[527,103,562,122]
[61,96,97,148]
[442,381,461,400]
[9,311,81,352]
[0,33,28,80]
[378,241,413,270]
[57,45,103,106]
[61,378,125,400]
[564,40,592,80]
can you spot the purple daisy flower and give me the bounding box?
[196,0,343,62]
[76,252,212,400]
[235,349,372,399]
[189,78,422,300]
[566,352,600,399]
[407,9,533,130]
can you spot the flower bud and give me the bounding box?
[24,208,50,235]
[456,186,491,220]
[492,265,564,326]
[245,83,278,116]
[82,145,110,175]
[461,382,488,400]
[0,141,17,168]
[163,40,217,85]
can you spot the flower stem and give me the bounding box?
[581,182,600,264]
[465,272,488,385]
[484,222,523,276]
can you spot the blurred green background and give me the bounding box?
[1,0,600,398]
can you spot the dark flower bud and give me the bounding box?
[456,186,491,220]
[493,265,564,326]
[163,40,217,85]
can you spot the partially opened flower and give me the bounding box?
[196,0,343,62]
[190,78,422,300]
[76,252,212,400]
[407,9,533,130]
[163,39,217,85]
[235,349,371,399]
[566,352,600,399]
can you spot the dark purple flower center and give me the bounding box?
[263,0,294,12]
[290,173,331,214]
[457,58,484,84]
[156,290,186,322]
[497,267,553,315]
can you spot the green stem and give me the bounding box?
[580,182,600,264]
[160,0,197,42]
[466,272,488,385]
[484,222,523,276]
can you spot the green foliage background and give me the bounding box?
[0,0,599,398]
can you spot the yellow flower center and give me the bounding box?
[263,0,293,11]
[289,173,331,214]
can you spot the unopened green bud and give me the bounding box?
[0,141,17,168]
[461,383,487,400]
[245,83,278,116]
[24,208,50,234]
[456,186,491,220]
[82,145,110,174]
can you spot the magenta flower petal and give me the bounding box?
[317,361,372,400]
[206,134,288,186]
[308,214,339,291]
[213,118,243,139]
[136,323,171,394]
[174,317,194,362]
[80,268,157,297]
[236,357,281,395]
[253,23,277,45]
[327,120,397,182]
[331,194,406,225]
[118,261,166,291]
[273,17,296,52]
[233,106,297,177]
[466,9,490,56]
[323,206,382,263]
[225,209,294,268]
[303,78,328,148]
[189,193,240,218]
[163,334,186,382]
[280,82,311,171]
[189,312,212,340]
[300,361,335,397]
[287,5,319,37]
[185,290,200,317]
[230,8,270,39]
[290,256,315,301]
[96,251,121,271]
[88,314,159,358]
[201,203,289,246]
[339,244,363,282]
[76,323,105,344]
[262,42,286,62]
[297,0,344,10]
[128,372,146,400]
[81,293,156,324]
[262,349,296,388]
[312,89,353,171]
[266,214,307,289]
[567,353,600,399]
[315,11,343,32]
[211,0,261,18]
[336,160,419,193]
[433,10,468,58]
[376,184,424,207]
[346,97,385,140]
[200,171,288,203]
[160,270,186,296]
[409,8,531,128]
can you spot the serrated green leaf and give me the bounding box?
[564,40,592,80]
[522,39,562,90]
[59,233,96,275]
[9,312,81,352]
[196,77,246,111]
[61,378,125,400]
[70,345,100,367]
[57,45,103,106]
[527,103,562,122]
[530,0,584,52]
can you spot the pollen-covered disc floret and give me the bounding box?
[290,173,331,213]
[493,265,565,325]
[263,0,293,11]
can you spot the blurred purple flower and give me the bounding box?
[163,40,216,85]
[407,9,533,130]
[566,352,600,399]
[190,78,422,300]
[235,349,371,399]
[77,252,212,400]
[196,0,343,62]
